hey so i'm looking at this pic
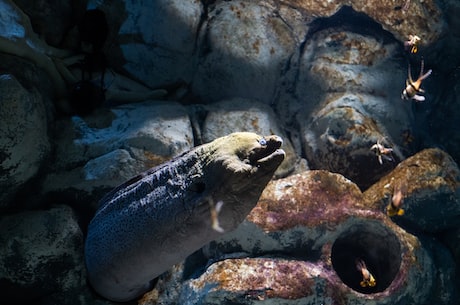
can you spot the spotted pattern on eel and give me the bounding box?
[85,132,285,301]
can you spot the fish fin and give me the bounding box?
[419,60,425,78]
[413,95,426,102]
[397,209,405,216]
[408,64,414,83]
[420,69,432,80]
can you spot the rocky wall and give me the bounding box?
[1,0,460,304]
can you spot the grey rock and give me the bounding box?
[0,205,85,304]
[201,98,299,178]
[301,93,405,189]
[87,0,203,88]
[0,73,50,208]
[191,0,300,104]
[12,0,79,47]
[293,29,413,189]
[429,72,460,166]
[43,101,193,200]
[363,148,460,233]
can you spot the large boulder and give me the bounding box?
[295,29,412,189]
[87,0,203,88]
[191,0,300,104]
[146,171,452,304]
[43,101,194,204]
[0,205,85,304]
[363,148,460,233]
[0,73,50,208]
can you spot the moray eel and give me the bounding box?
[85,132,285,301]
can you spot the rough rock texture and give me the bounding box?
[201,98,299,178]
[86,0,203,88]
[42,101,193,203]
[297,29,411,189]
[12,0,81,47]
[173,171,451,304]
[429,69,460,166]
[363,148,460,233]
[0,205,85,304]
[1,0,459,304]
[281,0,445,44]
[191,0,300,104]
[0,0,70,98]
[0,72,50,208]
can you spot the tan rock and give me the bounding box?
[280,0,444,44]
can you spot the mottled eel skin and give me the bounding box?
[85,132,285,301]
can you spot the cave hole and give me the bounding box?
[331,220,401,294]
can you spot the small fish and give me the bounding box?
[387,182,406,216]
[370,138,394,165]
[404,34,421,53]
[356,259,376,288]
[401,60,432,102]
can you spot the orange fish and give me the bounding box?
[404,34,421,53]
[356,259,376,288]
[387,182,406,216]
[401,60,432,102]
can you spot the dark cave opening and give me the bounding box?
[331,220,402,294]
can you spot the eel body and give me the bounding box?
[85,132,285,301]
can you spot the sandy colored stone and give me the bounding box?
[279,0,444,44]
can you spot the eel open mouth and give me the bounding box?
[249,135,284,166]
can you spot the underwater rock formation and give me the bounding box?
[363,148,460,233]
[297,29,410,189]
[12,0,76,47]
[191,0,300,104]
[174,170,453,304]
[429,70,460,166]
[201,98,299,178]
[0,205,85,304]
[42,101,193,203]
[1,0,459,304]
[280,0,445,44]
[86,0,203,88]
[0,71,50,209]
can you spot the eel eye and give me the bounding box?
[258,138,267,146]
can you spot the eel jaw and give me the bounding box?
[249,135,284,166]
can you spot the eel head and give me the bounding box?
[211,132,285,177]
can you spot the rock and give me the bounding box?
[87,0,203,88]
[0,73,50,208]
[0,205,85,304]
[294,28,413,189]
[429,73,460,166]
[191,0,299,104]
[301,93,406,190]
[0,0,70,98]
[177,171,444,304]
[281,0,445,44]
[12,0,80,47]
[441,227,460,293]
[201,98,299,178]
[363,148,460,233]
[43,101,194,202]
